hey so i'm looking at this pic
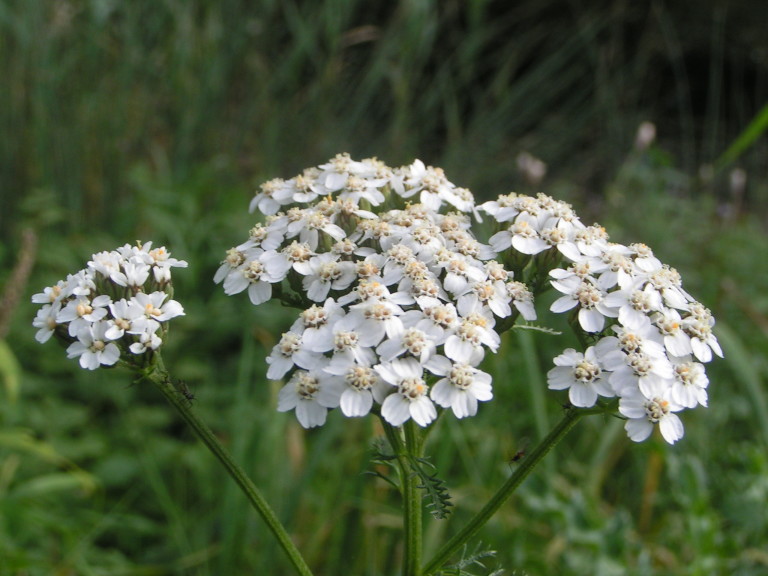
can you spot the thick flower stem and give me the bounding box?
[403,421,424,576]
[147,365,314,576]
[381,420,424,576]
[421,407,589,576]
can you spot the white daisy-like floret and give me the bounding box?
[289,299,346,352]
[457,279,512,318]
[284,208,346,250]
[603,348,674,399]
[549,277,618,333]
[652,308,693,358]
[442,254,487,297]
[31,281,67,305]
[133,291,185,323]
[221,249,286,306]
[628,243,662,274]
[505,280,537,321]
[443,313,499,364]
[336,298,405,347]
[105,298,151,340]
[646,265,692,310]
[66,321,121,370]
[325,363,389,418]
[682,303,723,363]
[427,355,493,418]
[619,388,684,444]
[62,270,96,298]
[669,357,709,408]
[336,174,389,206]
[57,294,112,337]
[376,358,437,427]
[377,325,438,364]
[603,281,664,330]
[398,159,457,213]
[33,303,60,343]
[128,322,164,355]
[479,192,520,223]
[236,223,286,253]
[266,331,324,380]
[88,250,127,284]
[294,252,358,302]
[277,365,343,429]
[547,347,614,408]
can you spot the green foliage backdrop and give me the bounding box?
[1,1,767,574]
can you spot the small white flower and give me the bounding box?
[619,389,684,444]
[221,250,287,306]
[277,366,343,429]
[266,331,324,380]
[456,279,511,318]
[294,253,357,302]
[604,281,664,330]
[505,280,536,321]
[682,303,723,362]
[57,295,112,337]
[444,314,499,364]
[31,281,67,305]
[604,349,674,398]
[330,364,388,418]
[547,347,614,407]
[105,298,150,340]
[550,278,618,333]
[290,299,346,353]
[133,292,185,322]
[128,322,164,355]
[33,303,60,343]
[336,298,405,347]
[66,321,121,370]
[376,358,437,427]
[669,357,709,408]
[428,355,493,418]
[377,326,438,364]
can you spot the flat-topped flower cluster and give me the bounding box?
[215,153,722,443]
[32,242,186,370]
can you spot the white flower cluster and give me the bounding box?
[217,153,721,443]
[216,154,537,429]
[32,242,187,370]
[483,193,722,444]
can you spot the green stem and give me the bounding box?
[381,420,424,576]
[403,421,424,576]
[421,407,589,576]
[147,364,314,576]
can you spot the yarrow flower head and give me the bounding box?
[33,242,186,370]
[217,154,722,444]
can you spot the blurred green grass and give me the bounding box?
[2,1,768,575]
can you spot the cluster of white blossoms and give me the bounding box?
[216,153,721,443]
[32,242,187,370]
[483,192,722,443]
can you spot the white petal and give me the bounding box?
[382,395,411,426]
[659,414,684,444]
[296,401,327,428]
[569,383,598,408]
[625,418,653,442]
[340,389,373,417]
[410,397,437,426]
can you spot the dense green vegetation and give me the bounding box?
[2,1,767,574]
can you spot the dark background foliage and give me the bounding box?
[1,1,767,574]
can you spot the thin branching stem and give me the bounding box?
[147,359,314,576]
[421,406,596,576]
